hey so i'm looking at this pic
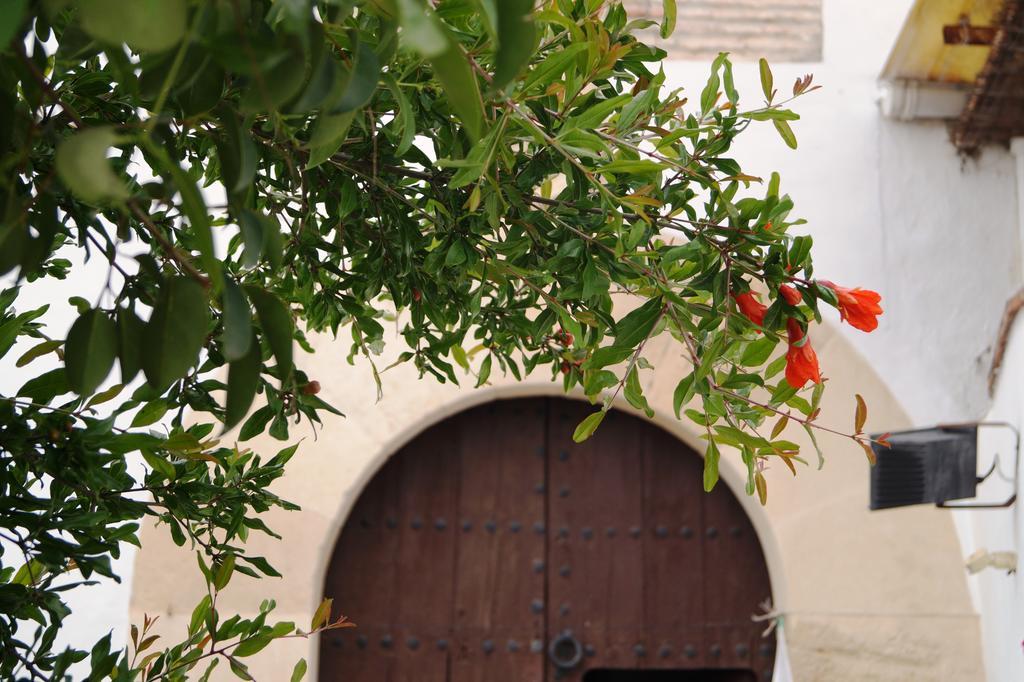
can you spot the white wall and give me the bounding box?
[12,0,1024,676]
[676,1,1023,679]
[960,318,1024,682]
[667,0,1018,427]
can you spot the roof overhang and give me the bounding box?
[880,0,1024,150]
[881,0,1002,86]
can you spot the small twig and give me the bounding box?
[15,41,84,127]
[128,201,211,286]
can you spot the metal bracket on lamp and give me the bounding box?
[936,422,1018,509]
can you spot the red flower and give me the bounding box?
[733,291,766,328]
[785,318,821,389]
[778,284,802,306]
[820,281,883,332]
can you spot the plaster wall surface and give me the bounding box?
[21,0,1024,677]
[662,0,1019,427]
[959,314,1024,682]
[129,320,984,681]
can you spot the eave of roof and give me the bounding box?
[952,0,1024,150]
[881,0,1003,85]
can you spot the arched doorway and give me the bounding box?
[318,398,775,681]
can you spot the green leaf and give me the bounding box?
[581,260,608,299]
[700,54,725,115]
[446,129,495,189]
[764,353,787,380]
[239,405,275,441]
[79,0,187,53]
[12,559,46,586]
[672,373,695,419]
[0,221,26,277]
[740,337,775,367]
[475,353,492,387]
[703,440,720,492]
[290,659,308,682]
[310,597,333,630]
[451,344,469,370]
[218,112,258,197]
[229,656,255,680]
[623,366,653,417]
[586,345,633,370]
[237,209,283,269]
[213,554,235,591]
[224,331,261,432]
[385,75,416,155]
[89,632,114,679]
[234,635,273,658]
[493,0,536,91]
[221,279,253,362]
[245,286,293,380]
[335,38,381,113]
[660,0,677,39]
[144,139,221,287]
[291,51,342,114]
[142,449,176,481]
[16,339,62,367]
[722,58,739,105]
[86,382,124,408]
[116,307,145,383]
[598,159,667,175]
[661,241,702,265]
[131,399,169,427]
[773,119,797,149]
[55,127,128,204]
[239,47,307,114]
[65,309,117,395]
[397,0,448,57]
[188,595,212,636]
[17,368,68,403]
[745,108,800,122]
[306,111,355,169]
[572,409,606,443]
[614,298,663,349]
[142,277,211,391]
[520,42,587,94]
[566,94,631,130]
[429,36,485,140]
[396,0,483,138]
[759,57,773,101]
[0,0,27,52]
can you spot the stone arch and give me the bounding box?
[129,320,984,680]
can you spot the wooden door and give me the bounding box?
[319,399,775,682]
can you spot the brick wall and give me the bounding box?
[622,0,822,62]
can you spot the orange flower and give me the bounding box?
[733,291,766,328]
[785,318,821,388]
[778,284,802,306]
[820,281,883,332]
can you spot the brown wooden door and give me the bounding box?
[319,398,775,682]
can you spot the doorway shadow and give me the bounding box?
[583,670,757,682]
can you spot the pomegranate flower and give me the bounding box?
[778,284,802,306]
[820,281,883,332]
[785,318,821,389]
[733,291,767,328]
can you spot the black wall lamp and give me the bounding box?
[869,422,1019,510]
